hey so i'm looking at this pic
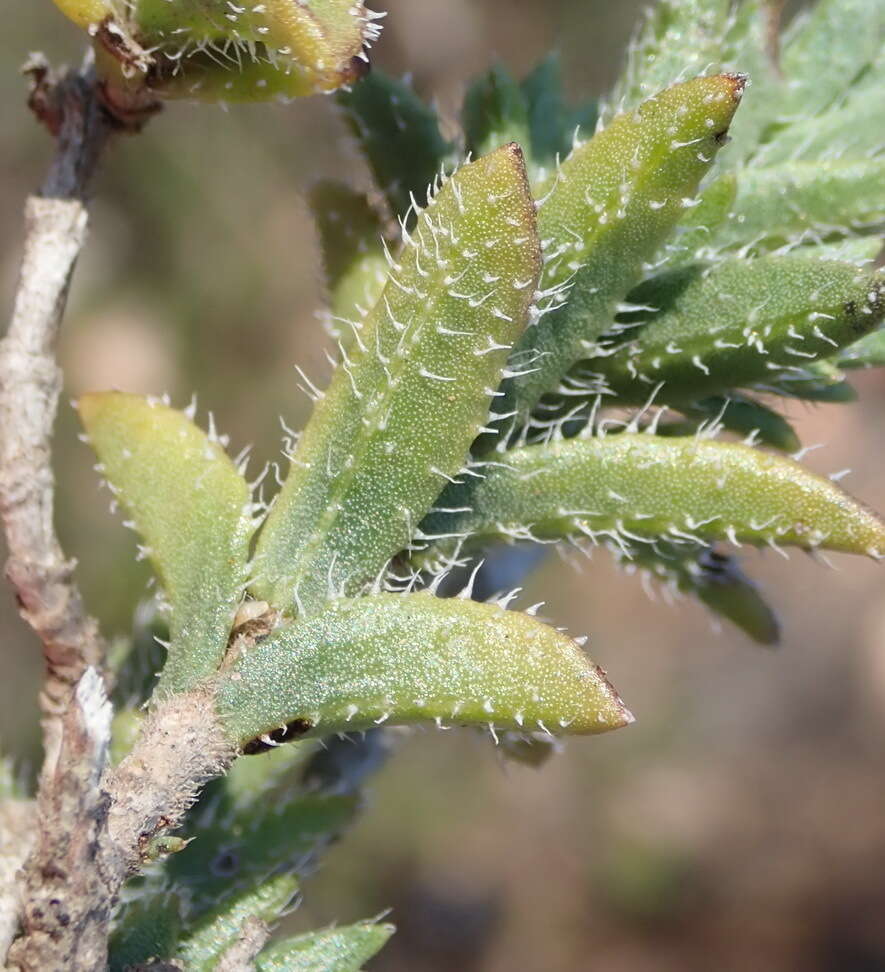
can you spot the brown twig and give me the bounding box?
[0,58,113,970]
[763,0,787,77]
[0,58,110,771]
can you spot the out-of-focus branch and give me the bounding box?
[763,0,786,76]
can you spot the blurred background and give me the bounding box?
[3,2,885,970]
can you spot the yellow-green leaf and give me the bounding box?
[419,435,885,560]
[218,594,632,746]
[78,393,253,694]
[251,145,541,615]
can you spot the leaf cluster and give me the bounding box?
[66,0,885,965]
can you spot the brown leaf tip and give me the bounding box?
[721,72,749,101]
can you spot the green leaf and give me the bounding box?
[594,258,885,403]
[177,875,299,972]
[51,0,110,28]
[663,171,737,263]
[779,0,884,118]
[753,83,885,166]
[66,0,377,103]
[145,0,375,97]
[521,54,593,168]
[768,358,857,403]
[796,237,884,267]
[165,792,357,911]
[109,708,145,766]
[419,435,885,559]
[251,145,541,615]
[708,160,885,253]
[504,73,746,423]
[256,920,395,972]
[840,328,885,369]
[78,393,253,695]
[674,396,800,453]
[309,182,389,345]
[608,0,734,113]
[717,0,784,166]
[462,64,532,161]
[337,71,455,220]
[146,52,369,104]
[620,543,780,646]
[217,594,633,747]
[109,893,182,972]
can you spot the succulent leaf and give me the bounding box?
[752,82,885,166]
[840,328,885,370]
[779,0,884,118]
[419,435,885,560]
[109,893,182,972]
[251,145,541,615]
[620,543,780,645]
[177,875,299,971]
[165,793,356,910]
[217,593,632,746]
[57,0,379,103]
[463,65,533,162]
[51,0,111,28]
[504,74,746,423]
[78,393,253,694]
[768,358,857,403]
[668,395,801,453]
[337,71,455,220]
[664,171,737,263]
[608,0,734,114]
[520,54,596,169]
[256,920,395,972]
[595,258,884,402]
[707,160,885,254]
[309,182,389,345]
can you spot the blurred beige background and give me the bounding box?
[3,2,885,970]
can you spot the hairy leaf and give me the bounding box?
[753,83,885,166]
[663,171,737,263]
[337,71,454,220]
[309,182,389,345]
[78,393,252,694]
[840,328,885,369]
[779,0,884,119]
[708,160,885,253]
[608,0,734,114]
[143,0,375,95]
[252,145,541,615]
[521,54,596,168]
[109,893,182,972]
[595,259,885,402]
[769,358,857,403]
[256,920,395,972]
[505,73,745,423]
[165,793,356,910]
[667,395,800,453]
[420,435,885,559]
[463,65,532,161]
[218,594,632,746]
[620,544,780,645]
[177,875,299,971]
